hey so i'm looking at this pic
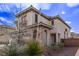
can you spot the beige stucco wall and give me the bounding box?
[17,11,33,26]
[31,11,51,26]
[38,26,51,46]
[16,11,52,46]
[17,11,51,27]
[54,18,71,42]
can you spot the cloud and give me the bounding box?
[0,4,13,12]
[70,29,75,32]
[0,17,14,26]
[0,4,21,15]
[21,3,52,10]
[67,3,79,7]
[65,21,71,24]
[61,10,66,14]
[20,3,40,10]
[38,3,52,10]
[0,3,52,15]
[70,29,79,33]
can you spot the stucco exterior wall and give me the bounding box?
[17,11,51,27]
[18,11,33,26]
[39,27,51,46]
[54,18,71,39]
[32,11,51,26]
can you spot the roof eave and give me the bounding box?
[53,16,71,29]
[16,6,51,20]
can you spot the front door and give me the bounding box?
[51,34,56,44]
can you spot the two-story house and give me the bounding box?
[16,6,71,46]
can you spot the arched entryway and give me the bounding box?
[64,29,68,39]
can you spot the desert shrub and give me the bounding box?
[58,42,64,48]
[50,44,60,50]
[22,40,43,56]
[50,43,64,50]
[1,44,19,56]
[8,44,18,56]
[0,39,43,56]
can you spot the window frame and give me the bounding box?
[51,20,54,25]
[35,14,38,23]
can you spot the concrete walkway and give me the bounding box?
[75,48,79,56]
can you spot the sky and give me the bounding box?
[0,3,79,33]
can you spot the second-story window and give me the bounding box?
[51,20,54,25]
[21,15,26,23]
[19,15,27,31]
[35,14,38,23]
[21,15,27,26]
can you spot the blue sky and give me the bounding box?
[0,3,79,33]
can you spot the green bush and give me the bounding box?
[51,44,60,50]
[1,44,19,56]
[0,40,43,56]
[58,43,64,48]
[8,44,18,56]
[50,43,64,50]
[22,40,43,56]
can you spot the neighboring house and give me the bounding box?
[71,32,79,38]
[0,25,16,33]
[0,25,16,44]
[16,6,71,46]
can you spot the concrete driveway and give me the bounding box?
[75,48,79,56]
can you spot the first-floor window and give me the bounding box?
[44,30,47,46]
